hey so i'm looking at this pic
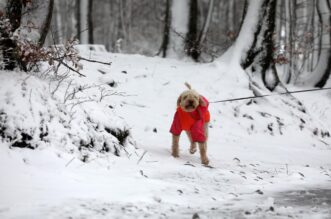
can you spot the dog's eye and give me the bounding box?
[183,95,187,100]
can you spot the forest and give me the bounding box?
[0,0,331,218]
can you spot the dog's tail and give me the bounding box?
[185,82,192,90]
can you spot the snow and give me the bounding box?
[0,50,331,218]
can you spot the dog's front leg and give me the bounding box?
[185,131,197,154]
[172,134,180,157]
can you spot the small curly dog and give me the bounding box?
[170,83,210,165]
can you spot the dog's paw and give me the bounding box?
[201,157,209,166]
[171,152,179,158]
[189,148,197,154]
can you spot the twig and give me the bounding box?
[65,157,75,167]
[137,150,147,164]
[79,56,112,66]
[286,164,289,175]
[56,59,86,77]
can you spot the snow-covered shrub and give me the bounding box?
[0,70,136,161]
[0,14,82,74]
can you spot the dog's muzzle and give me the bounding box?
[185,100,196,110]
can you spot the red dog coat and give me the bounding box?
[170,96,210,142]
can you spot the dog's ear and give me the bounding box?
[199,95,207,107]
[177,95,181,107]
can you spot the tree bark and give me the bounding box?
[185,0,199,61]
[1,0,23,70]
[38,0,54,47]
[197,0,214,47]
[163,0,204,61]
[166,0,190,59]
[54,0,63,43]
[240,0,279,91]
[76,0,81,41]
[87,0,93,44]
[313,0,331,87]
[78,0,89,44]
[158,0,171,57]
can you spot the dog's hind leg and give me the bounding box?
[186,131,197,154]
[198,142,209,165]
[172,135,180,157]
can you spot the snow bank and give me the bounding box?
[0,69,136,161]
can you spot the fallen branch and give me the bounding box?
[137,150,147,164]
[65,157,75,167]
[79,56,112,66]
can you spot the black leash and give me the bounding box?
[210,86,331,104]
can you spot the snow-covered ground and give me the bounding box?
[0,50,331,218]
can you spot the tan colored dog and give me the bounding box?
[170,83,209,165]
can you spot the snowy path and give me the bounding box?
[0,52,331,218]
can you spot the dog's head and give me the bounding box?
[177,83,206,112]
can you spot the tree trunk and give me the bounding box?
[197,0,214,47]
[78,0,88,44]
[185,0,199,60]
[240,0,279,91]
[166,0,190,59]
[38,0,54,47]
[54,0,63,43]
[312,0,331,87]
[164,0,203,61]
[87,0,93,44]
[76,0,81,41]
[158,0,171,57]
[1,0,23,70]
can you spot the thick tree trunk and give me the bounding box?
[185,0,199,61]
[163,0,204,61]
[166,0,190,59]
[313,0,331,87]
[158,0,171,57]
[1,0,23,70]
[78,0,89,44]
[38,0,54,47]
[87,0,93,44]
[239,0,248,31]
[76,0,81,41]
[240,0,279,91]
[54,0,63,43]
[197,0,214,47]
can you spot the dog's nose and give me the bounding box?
[188,100,194,105]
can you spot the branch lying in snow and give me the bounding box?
[79,56,112,66]
[65,157,75,167]
[137,150,147,164]
[55,59,86,77]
